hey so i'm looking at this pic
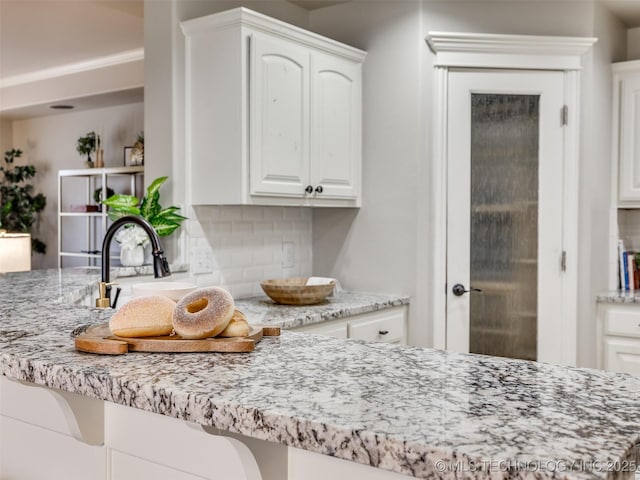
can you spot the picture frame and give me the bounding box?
[123,146,134,166]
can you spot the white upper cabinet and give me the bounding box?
[250,33,310,197]
[615,61,640,206]
[181,8,366,207]
[311,52,361,199]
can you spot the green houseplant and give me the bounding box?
[0,149,47,253]
[102,176,186,237]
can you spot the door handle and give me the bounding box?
[452,283,482,296]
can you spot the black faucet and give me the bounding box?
[96,215,171,308]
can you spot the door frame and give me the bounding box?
[426,32,596,367]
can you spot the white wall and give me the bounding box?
[11,102,143,268]
[309,1,424,340]
[629,27,640,60]
[308,0,626,361]
[0,119,12,155]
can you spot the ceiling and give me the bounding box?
[602,0,640,28]
[0,0,638,118]
[0,0,144,81]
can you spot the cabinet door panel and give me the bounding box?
[311,53,361,199]
[604,338,640,375]
[250,33,310,197]
[618,73,640,203]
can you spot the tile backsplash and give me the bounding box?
[187,206,312,298]
[618,209,640,250]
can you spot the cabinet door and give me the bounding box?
[310,52,361,199]
[618,72,640,203]
[250,33,310,197]
[604,338,640,375]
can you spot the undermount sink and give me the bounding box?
[131,281,197,301]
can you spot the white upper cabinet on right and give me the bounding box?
[615,60,640,206]
[181,8,366,207]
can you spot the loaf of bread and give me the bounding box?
[173,287,235,339]
[109,295,176,337]
[218,310,250,337]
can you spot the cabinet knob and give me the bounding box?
[379,330,389,335]
[315,185,323,194]
[305,185,313,194]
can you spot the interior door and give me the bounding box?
[446,69,565,364]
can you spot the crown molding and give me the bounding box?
[0,48,144,89]
[426,32,597,70]
[181,7,366,62]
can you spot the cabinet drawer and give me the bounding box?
[605,308,640,338]
[348,309,406,344]
[295,321,348,338]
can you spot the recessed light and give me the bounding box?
[49,105,74,110]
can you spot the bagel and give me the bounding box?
[109,295,176,337]
[218,310,250,337]
[173,287,235,339]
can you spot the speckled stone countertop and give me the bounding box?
[597,291,640,304]
[3,269,640,480]
[235,292,409,329]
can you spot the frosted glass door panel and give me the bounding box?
[469,94,539,361]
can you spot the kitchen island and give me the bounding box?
[2,269,640,479]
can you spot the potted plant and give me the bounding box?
[102,176,186,266]
[0,149,47,253]
[76,131,98,167]
[93,186,115,211]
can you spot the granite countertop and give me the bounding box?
[2,269,640,479]
[597,291,640,304]
[235,292,409,329]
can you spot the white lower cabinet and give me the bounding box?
[295,320,349,338]
[0,376,411,479]
[597,303,640,375]
[0,377,105,480]
[293,306,408,345]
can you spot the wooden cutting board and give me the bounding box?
[75,323,281,355]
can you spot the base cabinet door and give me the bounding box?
[288,447,413,479]
[110,450,205,480]
[604,338,640,375]
[0,377,106,480]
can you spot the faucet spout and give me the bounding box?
[98,215,171,308]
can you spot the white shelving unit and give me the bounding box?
[57,166,144,268]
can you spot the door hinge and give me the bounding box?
[561,105,569,126]
[561,251,567,272]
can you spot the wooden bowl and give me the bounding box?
[260,278,335,305]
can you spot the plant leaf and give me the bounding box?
[153,220,180,237]
[145,176,167,199]
[107,207,140,222]
[102,194,139,209]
